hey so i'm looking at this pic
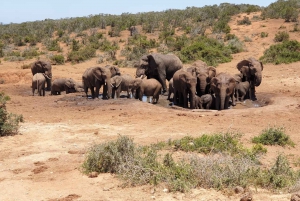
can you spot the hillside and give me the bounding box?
[0,5,300,201]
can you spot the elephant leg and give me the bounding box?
[157,72,167,95]
[231,93,236,106]
[116,88,121,99]
[43,89,45,96]
[90,87,95,99]
[225,96,230,109]
[46,79,51,91]
[84,86,89,98]
[215,96,220,110]
[250,86,256,101]
[112,88,116,99]
[183,91,188,108]
[138,89,143,101]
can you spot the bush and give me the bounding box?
[252,126,295,147]
[237,16,251,25]
[50,54,65,64]
[67,45,96,63]
[21,48,39,59]
[274,31,289,42]
[262,0,299,22]
[261,32,269,38]
[178,36,232,65]
[0,92,23,136]
[259,40,300,64]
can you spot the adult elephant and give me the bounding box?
[51,78,82,95]
[187,66,217,96]
[82,66,112,99]
[136,53,183,95]
[210,73,236,110]
[173,70,197,109]
[236,57,263,101]
[31,60,52,91]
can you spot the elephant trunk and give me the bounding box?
[254,73,262,87]
[198,75,207,96]
[189,93,195,109]
[220,87,227,110]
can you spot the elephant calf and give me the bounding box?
[32,73,46,96]
[111,74,134,99]
[130,78,162,104]
[51,78,81,95]
[194,94,213,109]
[235,80,250,102]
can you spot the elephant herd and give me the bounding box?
[134,53,263,110]
[30,53,263,111]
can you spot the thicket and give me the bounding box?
[82,131,299,192]
[261,0,300,22]
[259,40,300,64]
[0,92,23,136]
[0,3,261,65]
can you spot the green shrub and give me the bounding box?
[67,45,96,63]
[274,31,289,42]
[50,54,65,64]
[0,92,23,136]
[260,40,300,64]
[178,36,232,65]
[21,48,39,59]
[262,0,299,22]
[252,126,295,147]
[226,38,244,53]
[260,32,269,38]
[237,16,251,25]
[46,39,62,51]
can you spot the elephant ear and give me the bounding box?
[207,66,216,81]
[147,54,159,70]
[113,76,122,88]
[210,77,219,89]
[93,67,106,80]
[237,59,251,71]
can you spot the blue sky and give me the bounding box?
[1,0,276,24]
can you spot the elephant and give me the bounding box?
[236,57,263,101]
[111,74,134,99]
[235,80,250,102]
[51,78,82,95]
[129,78,162,104]
[136,53,183,95]
[167,78,174,101]
[31,60,52,91]
[210,72,236,110]
[189,65,217,97]
[173,70,197,109]
[105,65,121,77]
[32,73,46,96]
[194,94,213,109]
[82,66,112,99]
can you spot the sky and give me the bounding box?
[0,0,276,24]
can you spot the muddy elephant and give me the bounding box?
[31,60,52,91]
[129,78,162,104]
[194,94,213,109]
[173,70,197,109]
[167,78,174,101]
[136,53,183,95]
[32,73,46,96]
[236,57,263,100]
[111,74,134,99]
[210,73,236,110]
[51,78,82,95]
[82,66,112,99]
[235,80,250,102]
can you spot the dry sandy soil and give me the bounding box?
[0,12,300,201]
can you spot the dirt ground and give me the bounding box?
[0,12,300,201]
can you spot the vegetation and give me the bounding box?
[237,16,252,25]
[0,92,23,136]
[262,0,299,22]
[252,126,295,147]
[82,132,299,192]
[274,31,290,42]
[259,40,300,64]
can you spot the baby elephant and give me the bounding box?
[130,78,162,104]
[51,78,80,95]
[194,94,213,109]
[235,80,250,102]
[111,74,134,99]
[32,73,46,96]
